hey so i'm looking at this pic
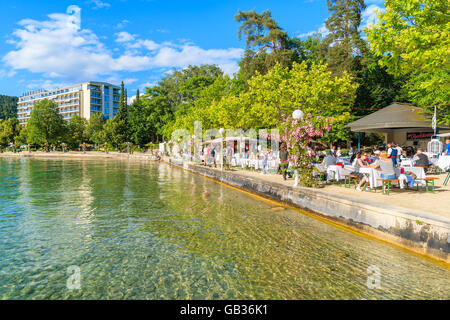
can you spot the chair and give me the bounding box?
[443,171,450,186]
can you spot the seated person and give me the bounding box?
[371,152,397,193]
[351,152,371,192]
[399,150,407,162]
[412,149,429,169]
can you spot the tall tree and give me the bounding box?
[0,118,20,148]
[325,0,367,76]
[113,81,130,144]
[236,10,288,58]
[86,112,106,145]
[0,95,18,120]
[65,115,88,149]
[27,99,66,147]
[366,0,450,124]
[235,10,293,79]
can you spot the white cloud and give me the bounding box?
[361,4,384,31]
[115,31,135,42]
[88,0,111,10]
[123,78,138,84]
[115,20,130,29]
[297,3,384,39]
[297,23,329,39]
[3,6,244,85]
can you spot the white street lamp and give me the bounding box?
[292,109,304,120]
[292,109,303,187]
[219,128,225,171]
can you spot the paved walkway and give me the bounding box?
[224,167,450,219]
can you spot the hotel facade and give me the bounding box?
[17,81,121,125]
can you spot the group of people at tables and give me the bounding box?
[316,142,439,193]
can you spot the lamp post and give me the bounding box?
[219,128,225,171]
[292,109,304,120]
[192,135,195,162]
[292,109,303,187]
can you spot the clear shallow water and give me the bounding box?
[0,158,449,300]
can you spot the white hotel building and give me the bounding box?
[17,81,121,125]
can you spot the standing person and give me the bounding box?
[279,143,289,181]
[203,147,209,166]
[388,142,398,166]
[210,147,216,168]
[444,139,450,156]
[349,146,354,156]
[336,147,342,157]
[262,150,269,174]
[330,145,336,155]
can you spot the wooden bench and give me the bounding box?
[414,177,439,193]
[377,178,399,195]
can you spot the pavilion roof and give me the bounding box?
[345,103,450,132]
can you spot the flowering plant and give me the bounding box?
[280,113,336,187]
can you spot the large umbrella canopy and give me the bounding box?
[345,103,450,132]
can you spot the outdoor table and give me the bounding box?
[437,156,450,171]
[359,167,381,188]
[359,166,426,188]
[326,165,353,182]
[398,167,426,186]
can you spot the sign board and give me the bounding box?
[406,132,434,140]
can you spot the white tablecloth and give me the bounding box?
[232,158,278,169]
[400,159,413,167]
[326,165,353,181]
[359,166,426,188]
[437,156,450,171]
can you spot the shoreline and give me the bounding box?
[1,151,449,265]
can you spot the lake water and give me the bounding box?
[0,157,449,299]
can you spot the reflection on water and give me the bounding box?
[0,158,449,300]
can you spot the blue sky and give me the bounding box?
[0,0,384,98]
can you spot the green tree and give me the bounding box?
[235,10,293,79]
[65,115,88,149]
[234,62,356,134]
[113,81,130,145]
[325,0,367,76]
[366,0,449,81]
[236,10,289,60]
[289,35,327,67]
[0,118,20,149]
[86,112,106,145]
[352,54,405,116]
[15,125,29,146]
[102,118,125,148]
[27,99,66,147]
[0,95,18,120]
[366,0,450,123]
[129,94,151,147]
